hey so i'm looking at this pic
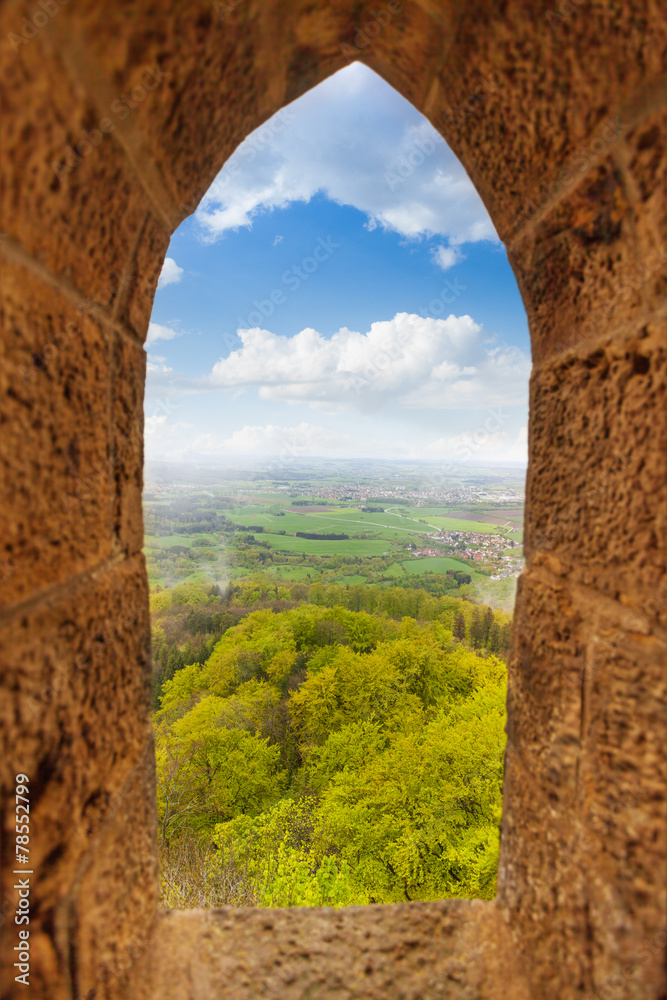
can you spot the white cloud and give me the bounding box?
[196,64,496,247]
[144,416,195,456]
[219,422,353,456]
[207,312,530,414]
[146,355,173,374]
[157,257,184,288]
[432,244,465,270]
[420,425,528,463]
[143,419,357,460]
[144,413,168,439]
[146,322,179,345]
[143,412,528,463]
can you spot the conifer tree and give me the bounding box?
[483,606,494,646]
[470,608,484,648]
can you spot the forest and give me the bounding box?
[153,578,509,909]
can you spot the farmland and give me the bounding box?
[143,458,525,608]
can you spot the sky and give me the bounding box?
[145,63,531,466]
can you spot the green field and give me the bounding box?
[383,506,523,540]
[429,516,515,534]
[264,564,315,582]
[145,533,199,548]
[142,462,525,603]
[406,512,517,535]
[264,534,396,557]
[226,511,353,534]
[225,507,427,535]
[401,556,481,576]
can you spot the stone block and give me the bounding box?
[623,107,667,310]
[503,568,667,1000]
[418,0,667,245]
[525,324,667,611]
[73,742,159,1000]
[510,161,644,362]
[111,334,146,558]
[0,4,155,309]
[119,216,171,339]
[0,265,113,606]
[0,558,151,901]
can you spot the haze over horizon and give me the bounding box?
[144,455,528,473]
[145,63,530,466]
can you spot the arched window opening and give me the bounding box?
[144,63,530,910]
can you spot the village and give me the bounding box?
[410,528,524,580]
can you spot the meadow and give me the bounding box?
[143,463,524,605]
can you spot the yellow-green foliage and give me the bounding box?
[155,602,507,907]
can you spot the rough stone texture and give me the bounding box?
[0,1,665,999]
[619,106,667,311]
[0,18,161,311]
[503,567,667,999]
[129,900,527,1000]
[510,161,647,362]
[526,323,666,605]
[72,742,159,999]
[0,557,156,997]
[111,333,148,560]
[119,216,171,341]
[0,263,113,607]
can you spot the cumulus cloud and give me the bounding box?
[146,322,180,345]
[146,354,173,374]
[432,244,465,270]
[157,257,184,288]
[196,64,496,248]
[207,312,530,414]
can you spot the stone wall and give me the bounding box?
[0,1,664,998]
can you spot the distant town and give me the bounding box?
[410,529,523,581]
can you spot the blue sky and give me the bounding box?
[145,63,530,465]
